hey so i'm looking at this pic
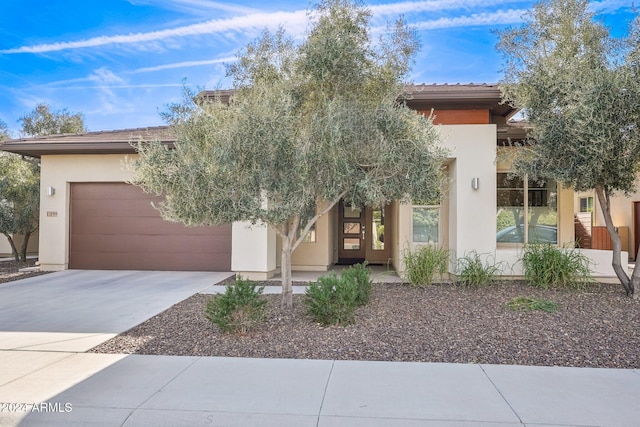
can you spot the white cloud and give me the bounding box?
[89,67,126,84]
[132,57,236,73]
[590,0,636,14]
[0,1,631,55]
[130,0,260,15]
[414,9,526,30]
[369,0,529,16]
[0,10,307,54]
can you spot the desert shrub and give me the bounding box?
[305,273,359,326]
[205,277,267,334]
[403,245,449,287]
[521,244,592,290]
[341,262,373,305]
[506,296,558,313]
[455,251,504,287]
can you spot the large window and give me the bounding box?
[496,173,558,244]
[412,205,440,243]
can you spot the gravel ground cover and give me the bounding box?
[0,259,50,284]
[90,279,640,368]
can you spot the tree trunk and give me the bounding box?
[2,233,19,262]
[281,237,293,309]
[19,230,31,262]
[595,185,632,295]
[629,260,640,299]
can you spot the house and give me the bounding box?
[0,84,625,277]
[0,234,38,258]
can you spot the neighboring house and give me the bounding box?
[574,189,637,261]
[0,233,39,258]
[0,84,624,277]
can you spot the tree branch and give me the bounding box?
[291,190,348,252]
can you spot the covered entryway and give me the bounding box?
[337,201,391,265]
[69,183,231,271]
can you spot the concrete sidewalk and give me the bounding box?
[1,352,640,426]
[2,269,640,426]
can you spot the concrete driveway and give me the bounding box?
[3,270,640,426]
[0,269,232,352]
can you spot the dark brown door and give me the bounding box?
[338,202,391,265]
[633,201,640,260]
[69,182,231,271]
[338,202,365,264]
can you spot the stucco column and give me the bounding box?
[231,221,277,280]
[447,125,497,269]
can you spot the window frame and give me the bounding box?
[579,196,594,213]
[411,204,441,244]
[496,172,559,246]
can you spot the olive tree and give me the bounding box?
[19,103,86,137]
[0,153,40,261]
[0,120,10,141]
[0,105,85,261]
[132,0,446,308]
[497,0,640,296]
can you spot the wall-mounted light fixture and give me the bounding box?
[47,186,55,196]
[471,177,479,190]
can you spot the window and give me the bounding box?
[496,173,558,244]
[412,206,439,243]
[579,196,594,213]
[297,224,316,243]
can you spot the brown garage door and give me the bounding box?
[69,182,231,271]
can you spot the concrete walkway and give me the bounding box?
[2,354,640,426]
[1,269,640,426]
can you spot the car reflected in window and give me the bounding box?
[496,225,557,244]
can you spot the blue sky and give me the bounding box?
[0,0,636,135]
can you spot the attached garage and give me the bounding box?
[69,182,231,271]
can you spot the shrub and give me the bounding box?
[506,296,558,313]
[341,262,373,305]
[305,273,359,326]
[521,244,592,290]
[402,245,449,286]
[205,277,267,334]
[455,251,504,287]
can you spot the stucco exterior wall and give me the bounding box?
[231,221,277,280]
[288,204,336,271]
[394,124,497,276]
[38,154,135,270]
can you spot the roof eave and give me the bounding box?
[0,141,175,158]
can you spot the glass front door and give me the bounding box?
[338,201,391,265]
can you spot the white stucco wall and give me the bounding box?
[394,124,498,275]
[231,221,277,280]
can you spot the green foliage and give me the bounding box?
[0,119,10,141]
[205,277,267,334]
[305,273,359,326]
[402,245,449,287]
[506,296,558,313]
[131,0,446,309]
[521,244,592,290]
[304,263,373,326]
[455,251,504,287]
[19,103,85,137]
[496,0,640,294]
[0,153,40,261]
[341,262,373,305]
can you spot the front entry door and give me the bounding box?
[338,202,391,265]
